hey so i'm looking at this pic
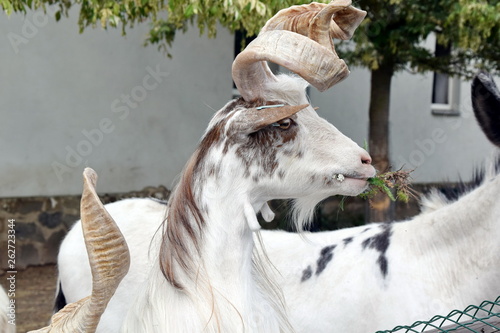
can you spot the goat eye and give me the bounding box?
[272,118,292,130]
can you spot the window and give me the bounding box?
[431,42,460,116]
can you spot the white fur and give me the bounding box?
[58,75,375,333]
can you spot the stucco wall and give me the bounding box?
[0,7,234,198]
[2,7,498,194]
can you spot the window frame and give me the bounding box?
[431,75,461,116]
[430,38,460,116]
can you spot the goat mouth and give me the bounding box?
[323,172,372,187]
[331,173,369,183]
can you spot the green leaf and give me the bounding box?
[363,139,369,151]
[184,4,194,18]
[338,196,347,211]
[1,0,14,15]
[396,191,409,203]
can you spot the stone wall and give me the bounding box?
[0,186,170,272]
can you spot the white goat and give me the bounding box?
[54,72,500,333]
[37,1,372,332]
[262,71,500,331]
[1,285,15,333]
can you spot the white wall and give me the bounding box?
[1,7,497,197]
[0,7,234,197]
[389,71,495,182]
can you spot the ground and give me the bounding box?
[1,265,57,332]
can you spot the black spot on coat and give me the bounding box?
[316,245,336,276]
[343,237,353,246]
[361,223,392,278]
[301,265,313,282]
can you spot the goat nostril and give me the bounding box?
[361,155,372,165]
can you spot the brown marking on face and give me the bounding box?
[217,98,302,180]
[204,98,301,182]
[235,116,298,179]
[278,120,299,144]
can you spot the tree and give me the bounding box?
[3,0,500,222]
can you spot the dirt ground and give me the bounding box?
[1,265,57,332]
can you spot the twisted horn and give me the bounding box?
[29,168,130,333]
[232,0,366,102]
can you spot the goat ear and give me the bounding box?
[472,72,500,147]
[234,104,309,134]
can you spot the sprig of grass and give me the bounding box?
[359,168,415,203]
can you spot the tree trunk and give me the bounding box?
[367,63,394,223]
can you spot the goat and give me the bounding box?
[259,71,500,331]
[1,285,15,333]
[52,72,500,333]
[35,1,372,332]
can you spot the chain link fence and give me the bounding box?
[376,296,500,333]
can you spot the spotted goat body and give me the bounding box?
[54,73,500,333]
[45,1,375,333]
